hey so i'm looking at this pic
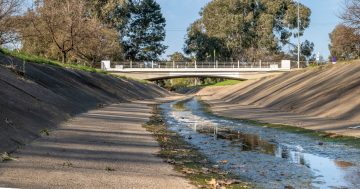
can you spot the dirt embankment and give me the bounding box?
[0,53,169,152]
[199,62,360,136]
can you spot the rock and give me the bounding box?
[284,186,295,189]
[182,168,195,174]
[201,167,209,173]
[218,160,228,164]
[206,178,217,187]
[218,179,242,185]
[166,159,176,164]
[199,159,208,164]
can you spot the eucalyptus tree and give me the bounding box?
[185,0,311,61]
[184,20,230,61]
[86,0,132,31]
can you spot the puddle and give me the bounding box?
[161,98,360,189]
[348,126,360,129]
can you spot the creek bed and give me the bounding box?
[160,98,360,189]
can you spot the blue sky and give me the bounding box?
[157,0,343,59]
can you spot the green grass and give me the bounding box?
[0,48,155,84]
[199,99,360,149]
[39,128,50,136]
[239,119,360,149]
[195,79,242,88]
[0,48,107,74]
[0,152,17,162]
[208,79,242,87]
[143,106,252,189]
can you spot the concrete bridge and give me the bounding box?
[102,60,294,81]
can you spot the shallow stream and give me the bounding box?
[160,98,360,189]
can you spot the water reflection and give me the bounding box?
[194,123,312,165]
[166,99,359,188]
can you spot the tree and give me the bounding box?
[23,0,93,63]
[300,40,315,60]
[18,0,121,65]
[0,0,23,45]
[289,40,314,61]
[85,0,132,31]
[301,40,315,61]
[329,24,360,60]
[168,52,189,62]
[184,20,230,61]
[74,21,122,67]
[341,0,360,29]
[123,0,167,61]
[186,0,311,61]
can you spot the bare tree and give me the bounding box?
[0,0,23,45]
[341,0,360,29]
[329,24,360,60]
[23,0,93,63]
[75,19,122,67]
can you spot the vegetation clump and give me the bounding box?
[39,128,50,136]
[0,152,16,162]
[105,167,116,172]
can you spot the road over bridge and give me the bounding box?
[102,61,294,80]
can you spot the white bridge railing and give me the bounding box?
[101,60,294,71]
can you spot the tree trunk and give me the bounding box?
[62,52,67,64]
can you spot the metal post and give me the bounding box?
[130,60,132,69]
[260,60,262,68]
[152,61,154,69]
[297,0,300,69]
[238,60,240,68]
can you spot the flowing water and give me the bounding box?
[160,98,360,189]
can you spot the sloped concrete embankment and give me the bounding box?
[199,62,360,136]
[0,53,169,152]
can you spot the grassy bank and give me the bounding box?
[0,48,153,84]
[0,48,106,73]
[207,80,242,87]
[199,100,360,149]
[143,105,251,189]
